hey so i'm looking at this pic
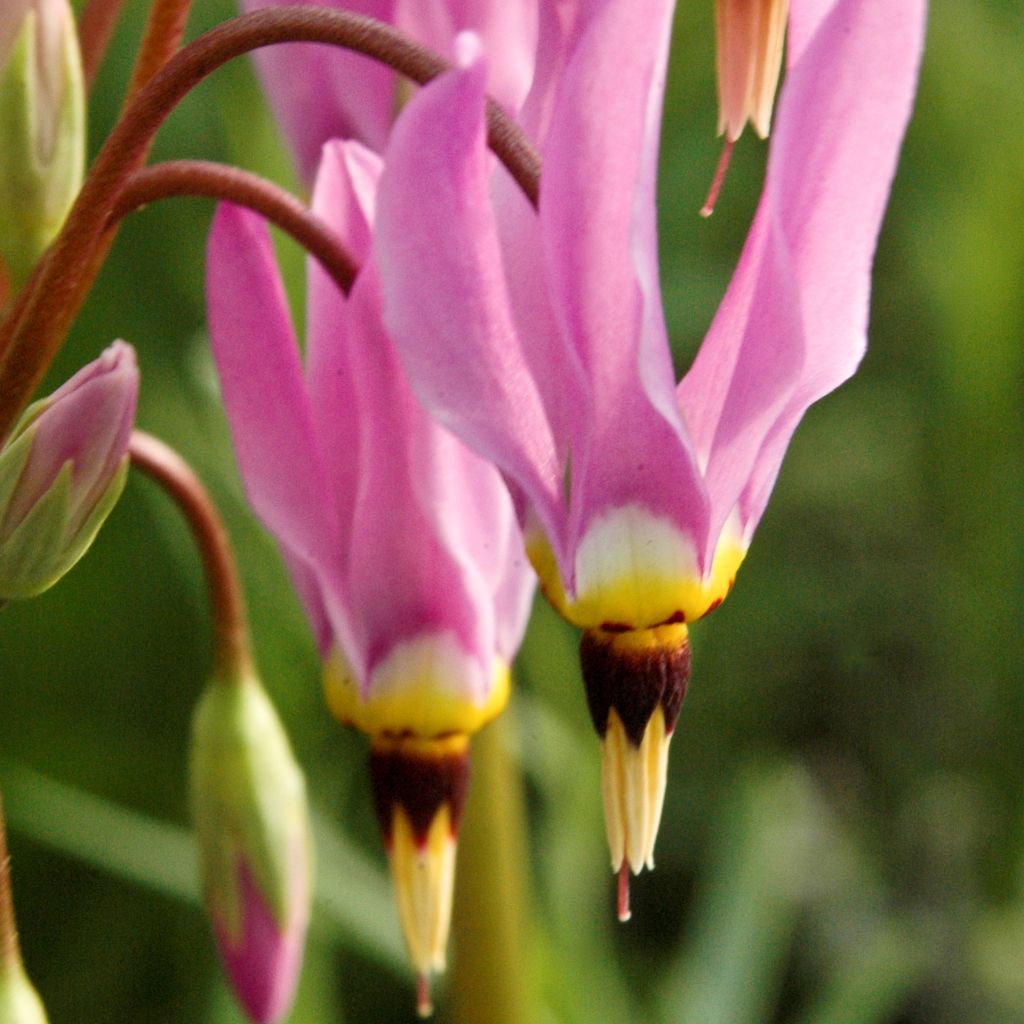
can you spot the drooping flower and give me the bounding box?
[190,670,312,1024]
[373,0,926,912]
[0,0,85,294]
[206,139,535,1009]
[0,341,137,600]
[239,0,538,179]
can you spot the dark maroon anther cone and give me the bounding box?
[369,741,471,845]
[579,628,692,747]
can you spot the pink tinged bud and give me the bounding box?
[0,0,85,288]
[213,859,307,1024]
[190,675,312,1024]
[0,341,138,600]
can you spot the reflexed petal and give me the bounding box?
[537,0,709,572]
[240,0,398,178]
[399,0,538,115]
[342,263,497,701]
[680,0,925,549]
[375,56,567,567]
[206,204,335,571]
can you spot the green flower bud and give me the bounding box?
[0,0,85,290]
[190,673,312,1024]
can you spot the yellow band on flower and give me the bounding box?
[322,636,510,739]
[527,505,747,631]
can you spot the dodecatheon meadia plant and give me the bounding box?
[0,341,137,601]
[206,139,535,1013]
[239,0,538,179]
[373,0,926,918]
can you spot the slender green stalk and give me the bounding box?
[0,788,22,972]
[451,710,535,1024]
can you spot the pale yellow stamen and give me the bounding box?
[600,706,672,876]
[388,805,457,987]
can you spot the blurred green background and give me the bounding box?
[2,1,1022,1021]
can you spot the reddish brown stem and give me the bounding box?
[0,7,541,441]
[125,0,194,105]
[129,431,252,681]
[78,0,129,89]
[113,161,358,295]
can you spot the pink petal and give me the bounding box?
[214,859,308,1024]
[375,56,568,567]
[536,0,709,562]
[342,262,500,697]
[398,0,538,116]
[680,0,926,548]
[240,0,398,179]
[205,204,336,573]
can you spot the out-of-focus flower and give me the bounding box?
[374,0,925,907]
[238,0,538,179]
[206,139,534,1009]
[190,671,312,1024]
[0,0,85,292]
[0,964,49,1024]
[0,341,137,600]
[715,0,789,140]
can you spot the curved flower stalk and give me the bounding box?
[0,341,137,600]
[374,0,926,911]
[240,0,538,178]
[206,140,535,1011]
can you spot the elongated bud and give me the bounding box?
[0,0,85,290]
[370,734,471,1018]
[0,341,137,600]
[0,966,48,1024]
[715,0,788,141]
[579,624,691,921]
[190,672,312,1024]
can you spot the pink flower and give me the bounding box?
[239,0,538,179]
[372,0,925,884]
[0,341,137,599]
[206,140,533,738]
[206,139,535,990]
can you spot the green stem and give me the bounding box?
[128,431,252,682]
[451,711,534,1024]
[0,787,22,972]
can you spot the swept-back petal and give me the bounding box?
[304,140,382,572]
[342,263,498,701]
[375,55,567,567]
[398,0,538,116]
[680,0,925,549]
[537,0,709,573]
[240,0,398,178]
[206,204,336,574]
